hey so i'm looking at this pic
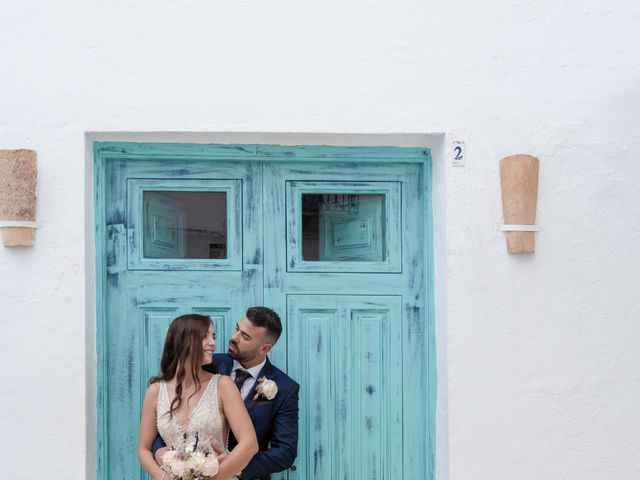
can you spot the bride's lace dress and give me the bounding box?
[157,374,229,451]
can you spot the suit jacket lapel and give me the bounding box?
[244,357,274,414]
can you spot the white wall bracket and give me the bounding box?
[498,224,540,232]
[0,221,40,228]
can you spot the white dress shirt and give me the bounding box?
[231,358,267,400]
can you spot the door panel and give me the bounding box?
[263,161,428,480]
[102,159,262,480]
[140,303,235,393]
[287,295,403,480]
[98,147,431,480]
[140,307,178,389]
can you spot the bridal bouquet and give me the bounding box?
[162,442,219,480]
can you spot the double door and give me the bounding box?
[97,144,432,479]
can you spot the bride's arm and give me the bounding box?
[214,375,258,479]
[138,383,166,480]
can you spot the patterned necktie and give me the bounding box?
[234,369,251,392]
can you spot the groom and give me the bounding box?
[153,306,299,480]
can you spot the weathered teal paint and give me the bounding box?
[263,161,429,479]
[424,156,437,477]
[95,154,263,479]
[287,295,403,479]
[94,142,436,480]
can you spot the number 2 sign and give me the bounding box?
[452,140,466,166]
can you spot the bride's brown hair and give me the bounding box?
[151,313,213,418]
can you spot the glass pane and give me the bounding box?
[301,193,386,262]
[143,191,227,259]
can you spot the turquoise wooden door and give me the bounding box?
[96,144,433,480]
[98,155,262,479]
[263,161,429,479]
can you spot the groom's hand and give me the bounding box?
[154,446,168,465]
[211,441,229,464]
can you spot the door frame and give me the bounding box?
[93,142,436,479]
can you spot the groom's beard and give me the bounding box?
[228,340,256,364]
[228,340,243,361]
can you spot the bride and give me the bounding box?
[138,314,258,480]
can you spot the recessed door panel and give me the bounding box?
[287,295,403,480]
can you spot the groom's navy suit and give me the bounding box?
[208,354,299,480]
[153,353,299,480]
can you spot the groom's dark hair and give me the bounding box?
[246,306,282,344]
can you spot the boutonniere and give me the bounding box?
[254,377,278,400]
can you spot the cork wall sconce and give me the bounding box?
[0,149,38,247]
[499,154,540,254]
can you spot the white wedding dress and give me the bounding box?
[157,374,229,452]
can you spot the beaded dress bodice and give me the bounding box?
[157,375,228,450]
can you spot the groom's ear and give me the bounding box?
[260,343,273,356]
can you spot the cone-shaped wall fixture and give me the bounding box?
[500,154,539,253]
[0,149,38,247]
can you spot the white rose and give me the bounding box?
[201,456,219,477]
[186,451,206,472]
[170,459,189,477]
[260,378,278,400]
[162,450,177,465]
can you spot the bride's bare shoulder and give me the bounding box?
[216,374,235,390]
[141,381,161,408]
[145,381,161,395]
[217,375,240,399]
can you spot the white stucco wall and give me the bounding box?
[1,1,639,479]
